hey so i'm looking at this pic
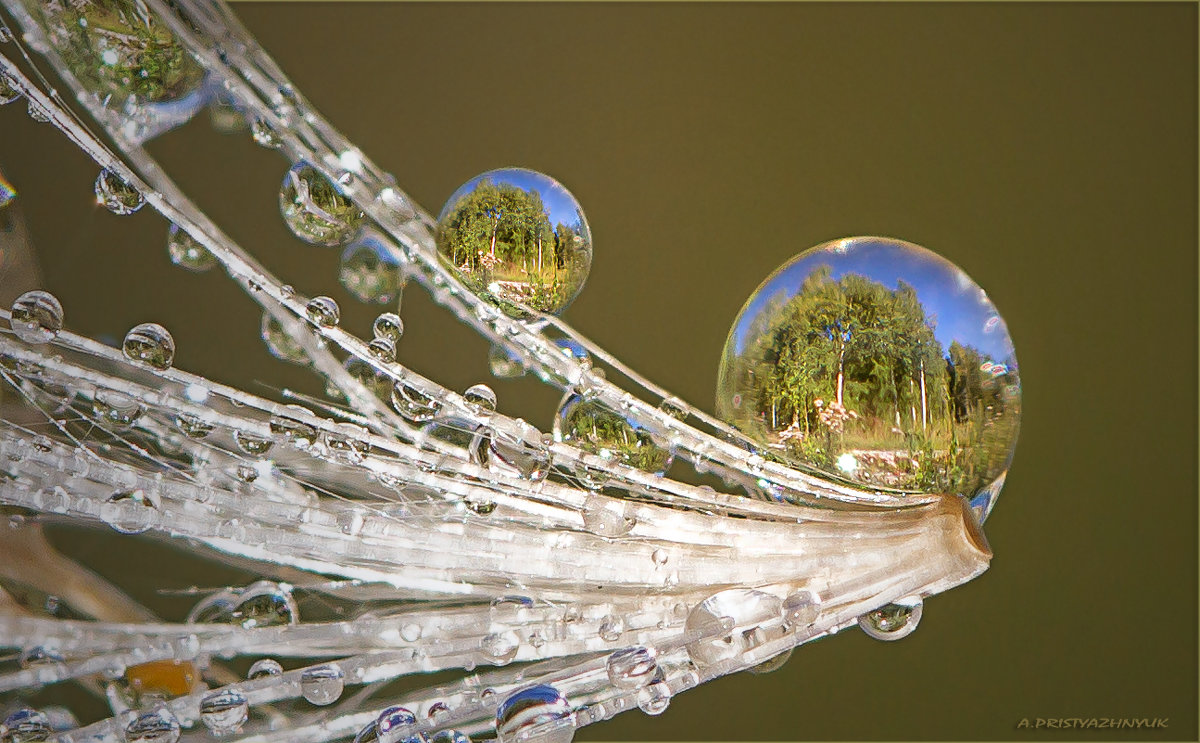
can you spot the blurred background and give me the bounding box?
[0,2,1196,740]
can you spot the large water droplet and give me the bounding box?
[246,658,283,680]
[1,708,51,743]
[463,383,497,412]
[436,168,592,318]
[684,589,784,670]
[279,163,364,247]
[95,169,144,215]
[340,233,405,304]
[554,394,672,475]
[122,323,175,370]
[305,296,340,327]
[199,688,248,734]
[716,236,1020,520]
[93,389,144,429]
[166,225,216,272]
[101,488,160,535]
[299,664,344,705]
[374,707,426,743]
[261,313,309,364]
[373,312,404,343]
[10,291,63,344]
[605,647,658,690]
[858,598,923,641]
[124,709,180,743]
[495,685,575,743]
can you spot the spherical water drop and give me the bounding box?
[93,389,143,429]
[373,312,404,342]
[605,647,658,690]
[684,589,784,670]
[716,237,1020,519]
[368,338,396,362]
[463,383,497,412]
[479,631,520,665]
[495,685,575,743]
[234,431,273,457]
[101,488,160,535]
[279,163,364,247]
[305,296,340,327]
[10,291,63,344]
[246,658,283,680]
[340,234,405,304]
[324,424,370,464]
[554,394,672,475]
[392,382,442,422]
[199,688,248,734]
[261,313,308,364]
[122,323,175,370]
[636,681,671,716]
[166,225,216,272]
[436,168,592,318]
[124,709,180,743]
[429,732,470,743]
[269,412,318,447]
[471,428,551,481]
[597,615,624,643]
[376,707,424,743]
[858,598,923,641]
[188,582,297,628]
[95,169,145,215]
[1,708,51,743]
[782,589,820,628]
[299,664,344,705]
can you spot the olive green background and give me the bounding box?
[0,2,1196,741]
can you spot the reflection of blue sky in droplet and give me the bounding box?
[732,237,1016,364]
[442,168,588,236]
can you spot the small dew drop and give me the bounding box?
[372,312,404,342]
[305,296,340,327]
[10,291,63,344]
[463,383,497,413]
[122,323,175,370]
[299,664,344,705]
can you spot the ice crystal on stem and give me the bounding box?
[0,2,1018,743]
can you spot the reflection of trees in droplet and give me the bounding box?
[723,268,1020,496]
[559,397,671,475]
[437,179,589,315]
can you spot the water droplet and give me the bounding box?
[93,389,143,429]
[858,598,923,641]
[261,313,308,364]
[488,345,525,379]
[580,495,635,537]
[324,424,370,464]
[605,647,658,690]
[188,582,298,628]
[101,488,160,535]
[95,169,144,215]
[376,707,425,743]
[166,225,216,272]
[124,709,180,743]
[1,708,51,743]
[246,658,283,680]
[0,74,20,106]
[235,464,258,483]
[651,548,668,566]
[392,382,442,422]
[199,688,248,734]
[305,296,340,327]
[466,497,497,516]
[251,119,282,149]
[480,631,520,664]
[658,396,688,421]
[234,431,273,457]
[400,623,422,642]
[495,685,575,743]
[299,664,344,705]
[597,615,624,643]
[269,411,318,447]
[368,338,396,362]
[279,163,364,247]
[782,590,820,628]
[554,394,672,475]
[373,312,404,342]
[429,731,470,743]
[340,234,405,304]
[174,414,213,440]
[436,168,592,318]
[685,589,784,670]
[472,429,552,481]
[716,236,1021,514]
[463,383,497,413]
[122,323,175,370]
[636,680,671,716]
[10,291,63,344]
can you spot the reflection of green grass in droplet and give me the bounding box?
[36,1,206,104]
[561,399,670,475]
